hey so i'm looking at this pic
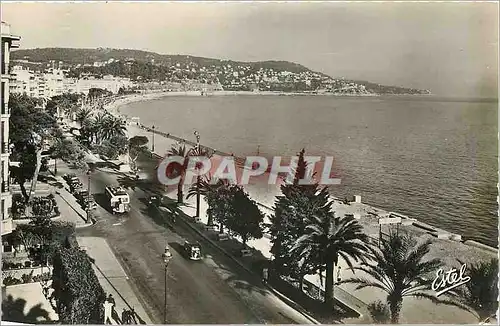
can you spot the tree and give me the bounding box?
[9,94,57,201]
[292,213,370,307]
[15,218,75,267]
[128,135,149,170]
[187,174,229,227]
[96,134,128,160]
[343,232,465,323]
[450,258,499,322]
[52,247,105,324]
[167,143,190,203]
[224,186,264,248]
[269,148,323,287]
[100,115,126,140]
[75,107,92,126]
[51,138,86,175]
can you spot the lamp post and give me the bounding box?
[162,246,172,324]
[194,131,201,218]
[151,125,156,153]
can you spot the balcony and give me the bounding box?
[1,181,8,193]
[1,217,13,235]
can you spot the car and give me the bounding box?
[148,195,161,206]
[63,173,77,182]
[69,183,83,193]
[82,200,97,210]
[183,241,202,261]
[75,190,88,202]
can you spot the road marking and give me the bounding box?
[113,222,124,226]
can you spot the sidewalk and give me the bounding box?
[45,161,93,228]
[77,236,153,325]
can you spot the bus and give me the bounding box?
[105,186,130,214]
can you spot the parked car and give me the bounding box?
[69,183,83,193]
[82,199,97,210]
[63,173,77,181]
[74,190,88,202]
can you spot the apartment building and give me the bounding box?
[1,22,20,237]
[11,66,134,97]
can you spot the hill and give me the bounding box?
[11,48,430,95]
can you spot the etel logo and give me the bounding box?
[431,263,471,297]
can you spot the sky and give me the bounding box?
[1,1,498,98]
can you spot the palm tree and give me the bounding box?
[343,232,465,323]
[186,174,230,226]
[292,213,371,307]
[76,107,92,126]
[102,115,126,140]
[450,258,499,323]
[167,143,190,203]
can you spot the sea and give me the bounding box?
[119,95,498,247]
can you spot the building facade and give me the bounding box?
[1,22,20,237]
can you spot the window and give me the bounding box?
[1,81,5,114]
[1,42,5,75]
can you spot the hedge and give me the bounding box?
[52,247,105,324]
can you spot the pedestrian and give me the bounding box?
[262,267,269,284]
[107,294,116,306]
[121,308,129,324]
[336,266,342,284]
[103,300,114,324]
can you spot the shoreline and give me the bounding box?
[103,94,498,255]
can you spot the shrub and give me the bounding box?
[368,300,391,324]
[21,270,34,283]
[52,247,105,324]
[3,275,22,286]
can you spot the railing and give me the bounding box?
[140,124,248,167]
[1,181,7,193]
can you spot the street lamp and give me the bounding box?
[194,131,201,218]
[151,125,156,153]
[162,246,172,324]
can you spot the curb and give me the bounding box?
[154,205,321,325]
[55,190,93,227]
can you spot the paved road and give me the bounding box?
[70,162,314,324]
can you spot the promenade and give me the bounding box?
[122,121,496,324]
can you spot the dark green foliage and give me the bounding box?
[46,93,81,117]
[9,94,58,199]
[450,258,499,321]
[96,134,128,159]
[88,88,112,98]
[292,213,370,306]
[343,232,464,323]
[52,247,105,324]
[269,148,325,280]
[129,135,149,148]
[368,300,391,324]
[9,93,56,147]
[31,196,55,217]
[15,219,76,266]
[224,186,264,246]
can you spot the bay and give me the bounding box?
[120,95,498,247]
